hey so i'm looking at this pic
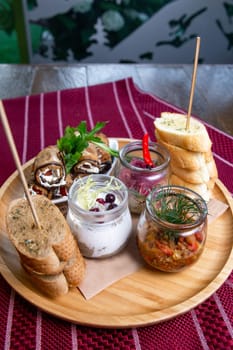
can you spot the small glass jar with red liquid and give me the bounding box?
[114,141,170,214]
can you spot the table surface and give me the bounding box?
[0,63,232,136]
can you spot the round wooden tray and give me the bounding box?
[0,139,233,328]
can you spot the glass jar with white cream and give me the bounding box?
[67,175,132,258]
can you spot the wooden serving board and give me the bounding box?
[0,138,233,328]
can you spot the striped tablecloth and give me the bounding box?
[0,78,233,350]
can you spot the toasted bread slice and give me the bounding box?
[154,113,212,152]
[169,174,210,201]
[6,196,84,276]
[206,155,218,180]
[52,226,77,262]
[170,160,210,184]
[204,149,213,163]
[156,131,205,170]
[19,250,65,275]
[63,248,86,287]
[22,246,85,294]
[23,263,69,297]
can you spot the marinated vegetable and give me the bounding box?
[137,186,208,272]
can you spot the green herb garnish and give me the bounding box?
[57,121,119,173]
[152,188,202,225]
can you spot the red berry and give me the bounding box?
[90,207,100,212]
[96,198,105,205]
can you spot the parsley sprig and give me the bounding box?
[57,121,119,173]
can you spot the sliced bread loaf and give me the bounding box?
[154,113,212,152]
[169,174,210,202]
[23,264,69,297]
[170,160,210,184]
[156,130,206,170]
[6,195,85,296]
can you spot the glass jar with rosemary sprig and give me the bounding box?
[136,185,208,272]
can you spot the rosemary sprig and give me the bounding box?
[152,188,201,225]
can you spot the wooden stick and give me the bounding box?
[0,100,41,229]
[186,36,201,130]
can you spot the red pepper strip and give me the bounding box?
[142,133,153,167]
[195,231,203,242]
[185,235,199,252]
[156,241,173,256]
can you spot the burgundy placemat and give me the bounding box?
[0,78,233,350]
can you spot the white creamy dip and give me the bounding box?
[67,175,132,258]
[67,208,132,258]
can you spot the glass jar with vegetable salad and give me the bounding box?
[136,185,208,272]
[114,136,170,214]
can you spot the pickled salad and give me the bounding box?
[137,186,208,272]
[137,222,206,272]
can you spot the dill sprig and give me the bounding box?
[151,188,201,225]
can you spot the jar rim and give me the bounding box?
[119,141,170,172]
[146,185,208,230]
[68,174,129,218]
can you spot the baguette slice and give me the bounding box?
[63,248,86,287]
[23,264,69,297]
[156,130,205,170]
[154,113,212,152]
[169,174,210,201]
[170,160,210,184]
[52,226,77,262]
[206,157,218,190]
[22,247,86,296]
[204,149,213,163]
[19,254,65,275]
[206,155,218,180]
[6,195,84,275]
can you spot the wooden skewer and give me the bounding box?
[186,36,201,130]
[0,100,41,229]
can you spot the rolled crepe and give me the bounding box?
[71,143,99,176]
[28,182,49,197]
[95,133,112,165]
[33,145,66,189]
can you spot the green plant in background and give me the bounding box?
[0,0,20,63]
[28,0,172,61]
[156,7,207,48]
[216,1,233,50]
[223,1,233,21]
[0,0,14,32]
[1,0,232,63]
[27,0,38,9]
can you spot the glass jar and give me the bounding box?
[114,141,170,214]
[67,174,132,258]
[136,185,208,272]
